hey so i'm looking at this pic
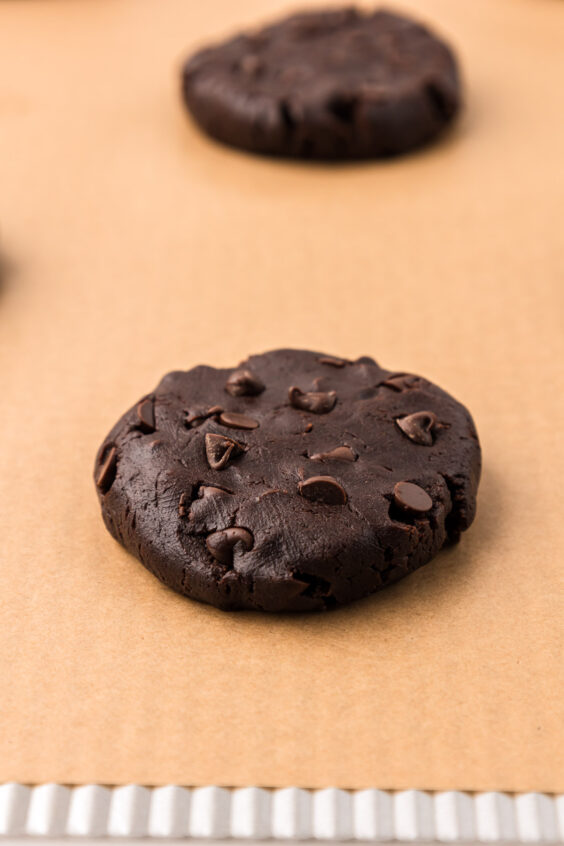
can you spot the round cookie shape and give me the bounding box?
[181,7,461,160]
[94,349,481,612]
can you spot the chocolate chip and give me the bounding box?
[280,98,298,129]
[381,374,420,392]
[310,445,357,462]
[292,570,333,601]
[239,54,263,76]
[298,475,347,505]
[206,527,254,566]
[396,411,438,446]
[186,406,223,427]
[289,386,337,414]
[328,92,357,123]
[205,433,244,470]
[199,485,232,498]
[219,411,259,430]
[256,487,284,500]
[279,66,306,85]
[393,481,432,513]
[225,368,265,397]
[186,410,203,426]
[318,355,347,367]
[96,446,117,494]
[136,398,155,433]
[178,491,190,517]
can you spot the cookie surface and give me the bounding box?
[181,7,461,160]
[94,349,481,612]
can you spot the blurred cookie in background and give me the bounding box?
[181,7,461,160]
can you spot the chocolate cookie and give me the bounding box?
[94,349,481,612]
[181,7,461,160]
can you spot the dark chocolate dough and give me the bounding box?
[181,7,461,160]
[94,349,481,612]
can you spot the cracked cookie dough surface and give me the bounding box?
[181,7,461,160]
[94,349,481,611]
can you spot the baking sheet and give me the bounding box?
[0,0,563,792]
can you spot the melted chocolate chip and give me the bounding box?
[186,406,223,427]
[185,410,201,426]
[310,445,357,462]
[289,386,337,414]
[298,475,347,505]
[318,355,347,367]
[381,374,420,392]
[96,446,117,494]
[225,368,265,397]
[219,411,259,430]
[206,527,254,566]
[393,481,432,513]
[205,433,244,470]
[199,485,232,498]
[396,411,438,446]
[136,398,155,433]
[178,491,190,517]
[256,488,284,500]
[239,54,264,76]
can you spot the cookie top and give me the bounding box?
[94,349,481,612]
[181,7,461,159]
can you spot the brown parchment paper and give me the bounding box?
[0,0,563,792]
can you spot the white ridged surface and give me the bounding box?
[434,791,475,842]
[557,796,564,842]
[148,785,191,838]
[312,788,354,840]
[0,783,562,840]
[0,783,30,836]
[25,783,70,837]
[230,787,271,839]
[475,792,517,842]
[353,789,394,840]
[271,786,312,839]
[66,784,111,837]
[516,793,559,843]
[107,784,150,837]
[394,790,435,841]
[189,786,231,838]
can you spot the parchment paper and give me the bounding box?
[0,0,563,791]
